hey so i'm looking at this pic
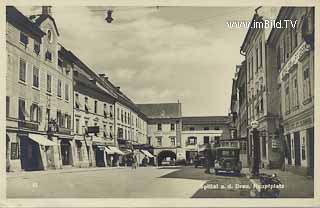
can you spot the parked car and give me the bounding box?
[212,146,242,175]
[194,156,206,168]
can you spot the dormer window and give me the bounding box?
[45,50,52,61]
[20,32,28,47]
[34,41,40,55]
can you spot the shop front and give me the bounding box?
[93,141,107,167]
[283,112,314,176]
[19,133,56,171]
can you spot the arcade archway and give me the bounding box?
[157,150,176,166]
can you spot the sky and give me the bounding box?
[17,6,278,116]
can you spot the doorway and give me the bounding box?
[20,136,42,171]
[61,139,72,166]
[307,127,314,177]
[293,132,301,166]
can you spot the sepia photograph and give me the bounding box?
[2,1,318,207]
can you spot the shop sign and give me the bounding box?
[271,139,280,149]
[280,42,309,80]
[286,116,313,131]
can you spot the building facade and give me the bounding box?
[268,7,314,176]
[230,62,249,167]
[240,10,282,169]
[181,116,231,164]
[137,103,182,165]
[6,6,74,171]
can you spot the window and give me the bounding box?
[255,47,259,72]
[47,74,52,93]
[85,120,88,127]
[157,123,162,131]
[147,137,151,145]
[32,66,39,88]
[171,123,175,131]
[117,108,120,120]
[110,126,113,138]
[18,99,25,120]
[251,56,254,79]
[189,127,195,131]
[302,137,306,160]
[204,127,209,130]
[45,50,52,61]
[285,80,290,113]
[157,137,162,146]
[203,136,209,144]
[94,100,98,114]
[20,32,28,46]
[303,63,311,101]
[121,110,123,123]
[170,137,176,146]
[30,103,40,122]
[34,41,40,55]
[292,73,299,108]
[47,29,53,43]
[6,96,10,117]
[10,143,19,160]
[214,127,220,130]
[19,58,26,82]
[75,94,79,109]
[260,97,264,114]
[187,137,197,145]
[57,80,62,97]
[75,119,79,134]
[277,46,281,70]
[109,105,113,118]
[58,58,63,68]
[103,125,107,138]
[259,40,263,67]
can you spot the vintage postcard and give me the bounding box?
[1,0,319,207]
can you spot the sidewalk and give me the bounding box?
[242,168,314,198]
[6,166,133,178]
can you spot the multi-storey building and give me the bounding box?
[268,7,314,176]
[230,62,248,167]
[181,116,231,164]
[68,53,118,168]
[6,6,74,171]
[137,103,182,165]
[240,9,282,169]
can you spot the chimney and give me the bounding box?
[98,73,105,77]
[42,6,52,16]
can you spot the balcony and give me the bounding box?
[18,120,39,131]
[47,121,72,135]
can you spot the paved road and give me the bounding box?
[7,167,208,198]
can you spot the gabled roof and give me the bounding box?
[30,14,60,36]
[182,116,231,125]
[137,103,182,119]
[6,6,46,42]
[240,13,261,54]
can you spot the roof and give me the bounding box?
[30,14,60,36]
[137,103,182,119]
[182,116,231,125]
[240,13,261,54]
[6,6,46,42]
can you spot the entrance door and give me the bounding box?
[286,135,292,165]
[294,132,301,166]
[61,140,71,166]
[307,127,314,177]
[95,147,105,167]
[20,136,41,171]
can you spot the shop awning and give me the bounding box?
[105,147,115,154]
[198,144,208,152]
[106,146,125,155]
[29,134,56,146]
[140,150,154,158]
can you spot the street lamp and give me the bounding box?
[250,121,260,178]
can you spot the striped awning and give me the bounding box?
[140,150,154,158]
[29,134,56,146]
